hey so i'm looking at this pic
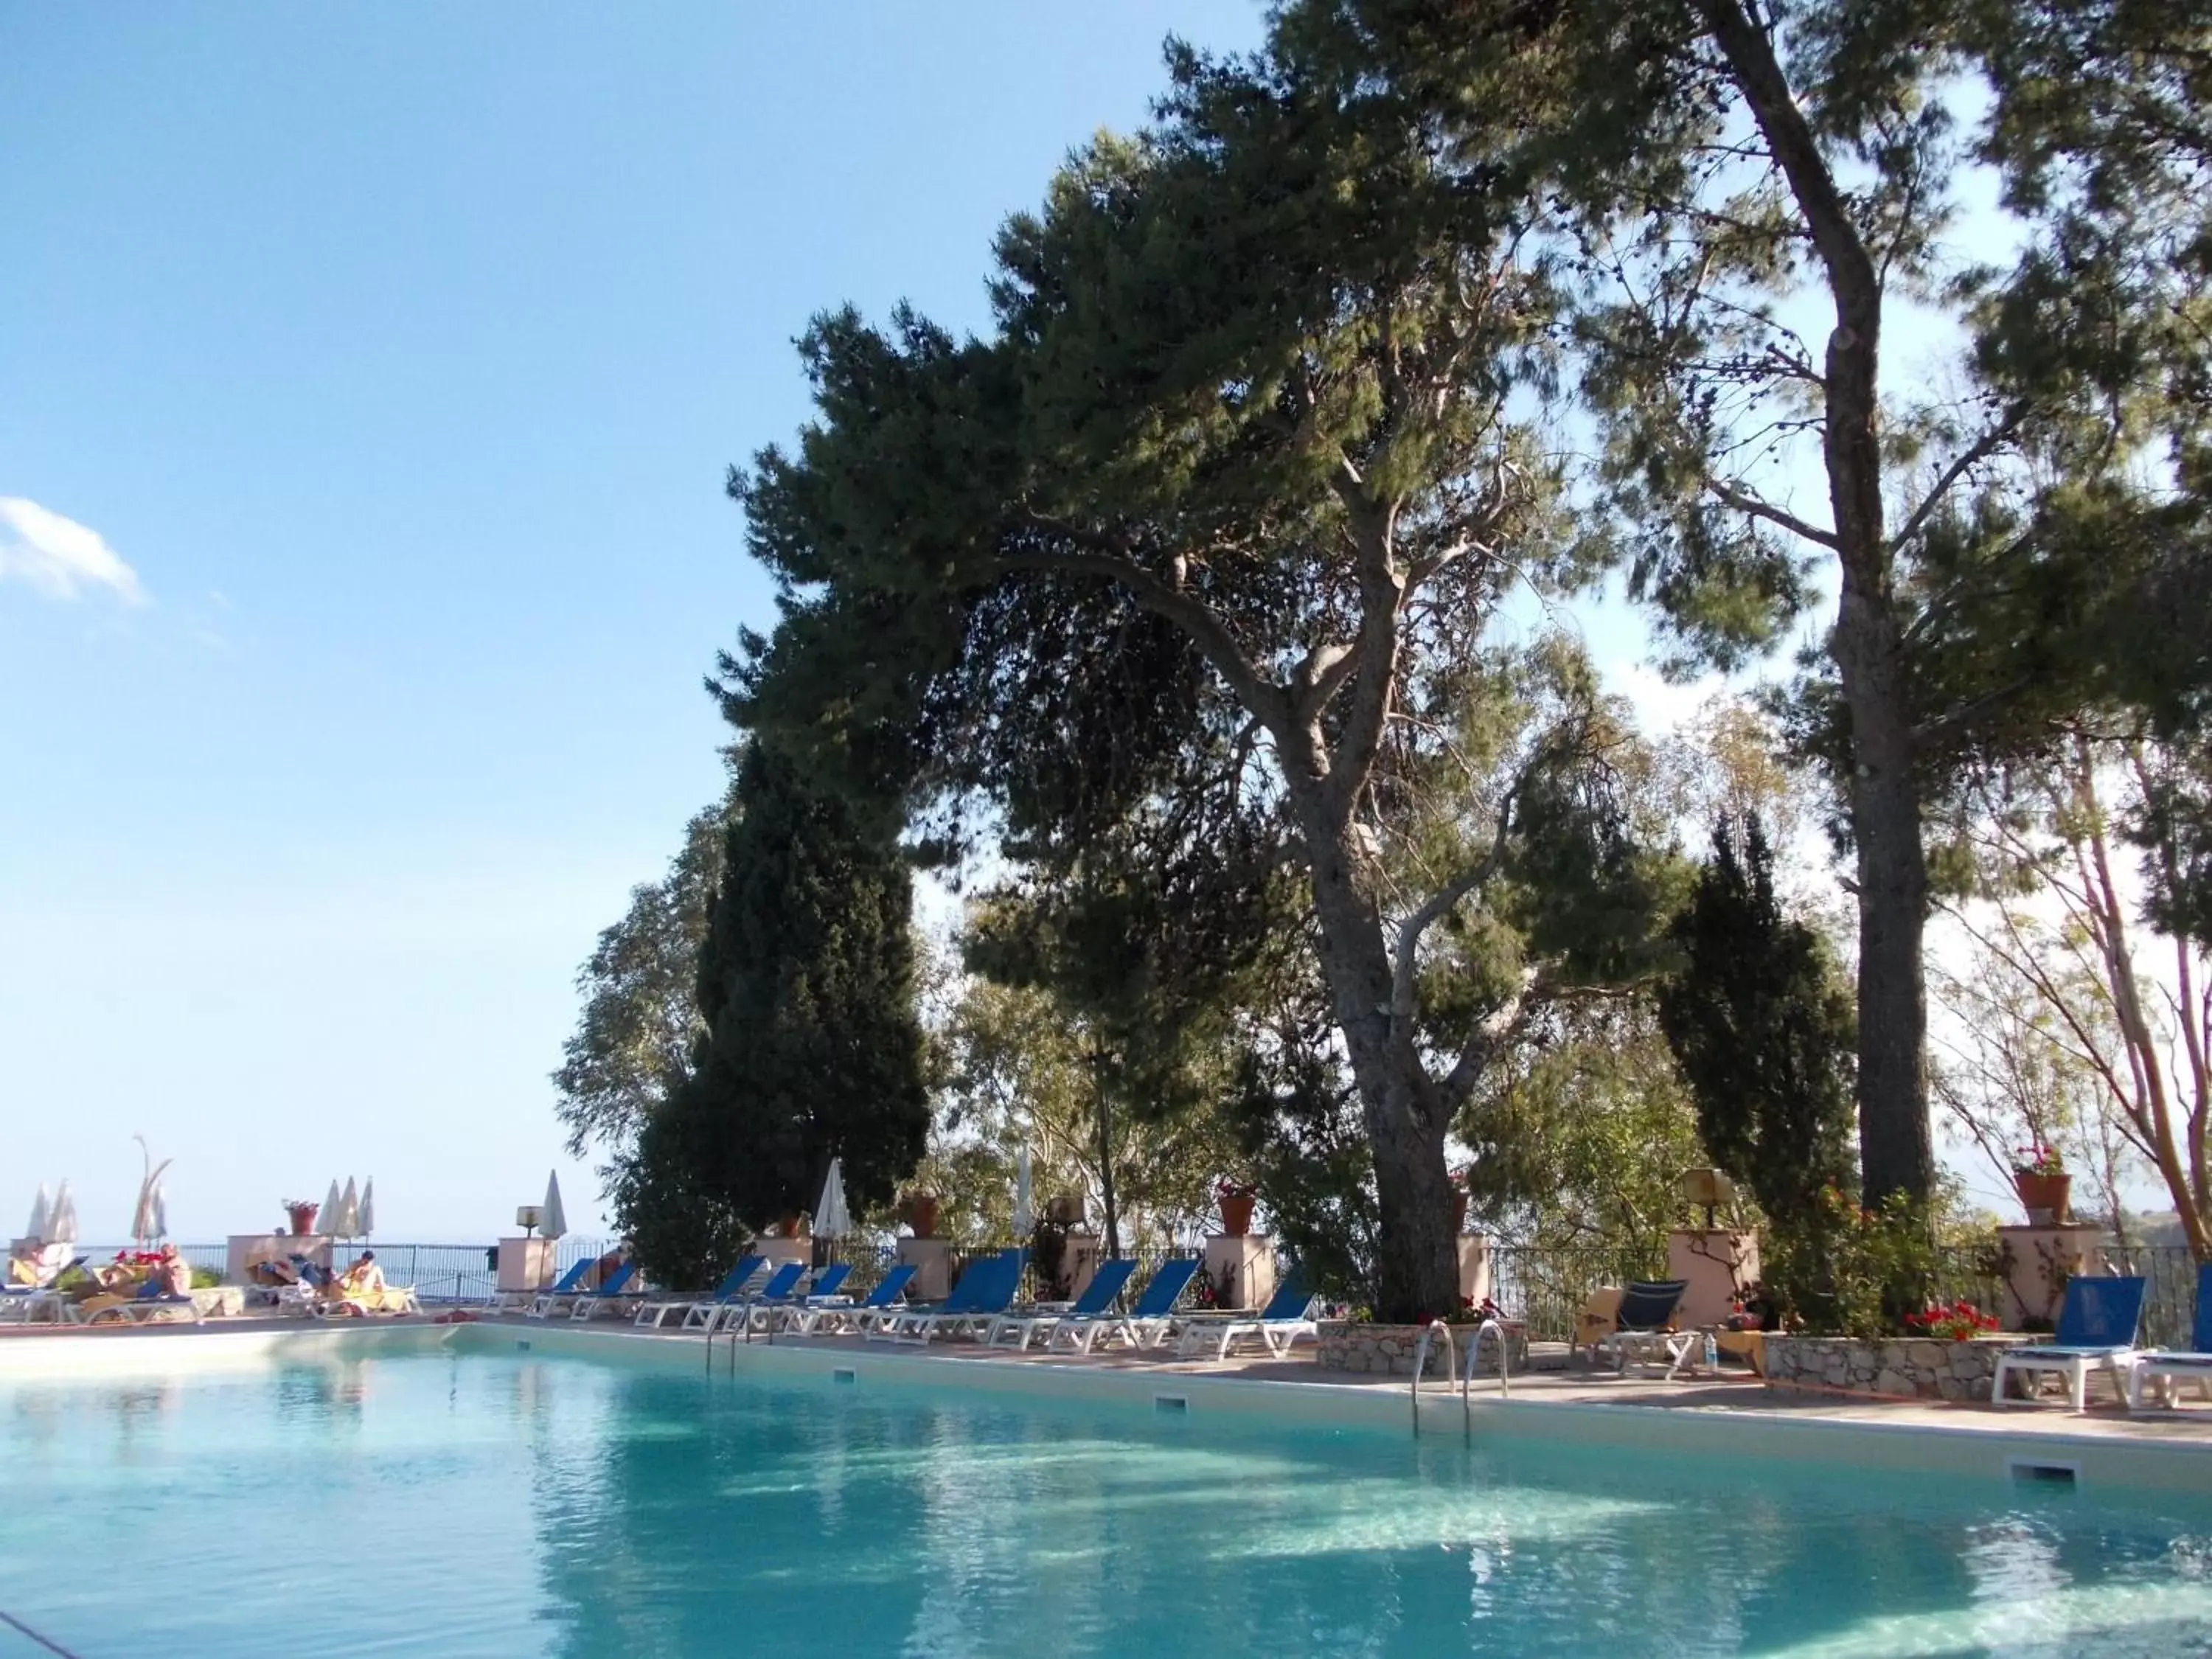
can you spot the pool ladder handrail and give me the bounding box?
[1410,1318,1457,1435]
[1461,1315,1512,1422]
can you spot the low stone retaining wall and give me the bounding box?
[1316,1320,1531,1377]
[1763,1334,2023,1402]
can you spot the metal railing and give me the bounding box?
[1486,1243,1666,1343]
[72,1239,619,1305]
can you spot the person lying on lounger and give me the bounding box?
[324,1252,411,1316]
[7,1243,46,1287]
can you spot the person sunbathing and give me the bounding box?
[326,1251,409,1315]
[74,1249,189,1318]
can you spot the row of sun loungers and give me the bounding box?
[1994,1267,2212,1413]
[546,1247,1324,1360]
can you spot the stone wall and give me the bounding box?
[1763,1335,2023,1402]
[1316,1321,1528,1377]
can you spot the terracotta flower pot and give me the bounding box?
[2014,1171,2072,1223]
[1219,1194,1257,1237]
[908,1194,940,1239]
[285,1205,318,1237]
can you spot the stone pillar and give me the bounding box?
[897,1236,952,1300]
[756,1234,811,1274]
[1203,1234,1277,1312]
[229,1233,333,1286]
[1666,1228,1759,1331]
[1455,1235,1492,1308]
[1996,1223,2104,1330]
[494,1236,557,1293]
[1062,1234,1102,1301]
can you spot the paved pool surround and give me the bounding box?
[4,1315,2208,1495]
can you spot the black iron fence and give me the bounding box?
[94,1236,2202,1340]
[74,1239,619,1305]
[1486,1243,1669,1343]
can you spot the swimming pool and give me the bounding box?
[2,1337,2208,1657]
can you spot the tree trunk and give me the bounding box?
[1833,591,1935,1206]
[1094,1060,1122,1261]
[1298,809,1461,1321]
[1694,0,1934,1208]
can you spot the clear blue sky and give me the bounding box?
[0,1,1270,1242]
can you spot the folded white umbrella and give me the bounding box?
[814,1159,852,1239]
[321,1179,344,1235]
[1011,1147,1033,1237]
[542,1171,568,1240]
[25,1185,51,1242]
[132,1158,173,1246]
[49,1181,78,1245]
[153,1188,169,1242]
[358,1179,375,1238]
[338,1177,361,1238]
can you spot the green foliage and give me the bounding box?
[716,20,1676,1320]
[616,740,930,1288]
[1764,1188,1940,1339]
[928,973,1236,1249]
[552,781,733,1165]
[1459,1006,1707,1259]
[1227,1016,1382,1312]
[1658,814,1857,1223]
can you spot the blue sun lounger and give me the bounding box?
[633,1254,766,1330]
[80,1276,204,1326]
[1994,1274,2146,1411]
[790,1262,918,1335]
[2128,1264,2212,1412]
[538,1260,638,1321]
[1174,1276,1320,1360]
[739,1262,853,1333]
[695,1260,803,1334]
[518,1258,594,1318]
[871,1253,1020,1346]
[1052,1256,1200,1354]
[987,1258,1138,1352]
[1593,1279,1702,1378]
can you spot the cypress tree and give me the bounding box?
[620,740,930,1287]
[1658,814,1857,1228]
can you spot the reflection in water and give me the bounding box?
[515,1366,2212,1659]
[1,1352,2208,1658]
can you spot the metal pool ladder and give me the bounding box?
[1410,1318,1457,1436]
[1462,1316,1512,1428]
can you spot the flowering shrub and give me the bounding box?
[1904,1300,2000,1342]
[2013,1145,2065,1178]
[1215,1178,1257,1203]
[1761,1184,1938,1339]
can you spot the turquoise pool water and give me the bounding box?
[1,1346,2209,1657]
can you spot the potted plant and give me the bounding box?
[1216,1178,1258,1237]
[282,1199,319,1237]
[1046,1192,1085,1227]
[2012,1145,2071,1224]
[900,1190,941,1239]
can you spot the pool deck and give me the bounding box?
[9,1309,2212,1470]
